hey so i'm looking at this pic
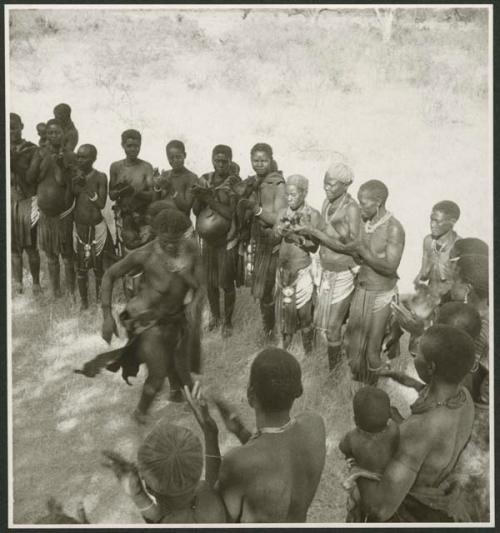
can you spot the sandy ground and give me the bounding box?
[8,7,490,525]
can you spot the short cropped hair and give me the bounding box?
[353,386,390,433]
[286,174,308,193]
[10,112,22,125]
[250,348,303,412]
[251,142,273,159]
[121,129,141,144]
[147,200,174,220]
[46,119,63,129]
[166,140,186,153]
[420,325,475,384]
[153,208,191,237]
[457,254,489,300]
[433,201,460,222]
[54,103,71,116]
[359,179,388,204]
[212,144,232,159]
[79,143,97,160]
[436,302,481,340]
[450,238,489,260]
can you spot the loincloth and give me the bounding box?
[201,237,238,290]
[251,240,280,300]
[345,285,397,384]
[11,196,38,251]
[73,219,112,269]
[314,267,358,332]
[275,266,314,335]
[38,201,74,256]
[76,306,201,385]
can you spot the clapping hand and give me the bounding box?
[391,302,424,335]
[183,382,218,435]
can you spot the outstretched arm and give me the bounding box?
[376,370,425,392]
[100,249,144,342]
[184,383,222,488]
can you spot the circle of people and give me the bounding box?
[11,105,489,524]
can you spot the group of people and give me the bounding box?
[10,105,490,523]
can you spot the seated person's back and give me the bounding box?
[218,348,326,523]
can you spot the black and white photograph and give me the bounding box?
[6,3,493,527]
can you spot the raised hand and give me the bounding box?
[183,382,218,435]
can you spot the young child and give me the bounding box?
[36,122,48,147]
[339,386,400,474]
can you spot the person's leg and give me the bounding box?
[135,328,168,420]
[365,304,392,385]
[298,301,314,355]
[259,252,278,337]
[283,333,293,350]
[222,287,236,337]
[94,252,104,303]
[326,295,352,371]
[25,243,41,294]
[46,252,62,298]
[77,269,89,310]
[207,286,221,331]
[61,251,76,297]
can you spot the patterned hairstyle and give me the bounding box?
[436,302,481,340]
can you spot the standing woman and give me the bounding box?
[238,143,287,341]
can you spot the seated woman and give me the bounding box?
[348,325,476,522]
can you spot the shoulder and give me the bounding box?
[296,411,325,433]
[345,200,360,215]
[186,169,199,181]
[388,217,405,239]
[139,159,154,171]
[423,234,432,247]
[110,159,124,170]
[95,170,107,181]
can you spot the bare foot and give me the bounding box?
[32,284,42,296]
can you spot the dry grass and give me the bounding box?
[8,6,490,524]
[11,269,416,524]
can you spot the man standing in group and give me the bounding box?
[274,174,321,353]
[153,140,198,218]
[10,113,40,295]
[345,179,405,385]
[193,145,240,337]
[295,162,360,371]
[238,143,287,341]
[413,201,461,299]
[53,103,79,152]
[72,144,112,310]
[27,118,77,298]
